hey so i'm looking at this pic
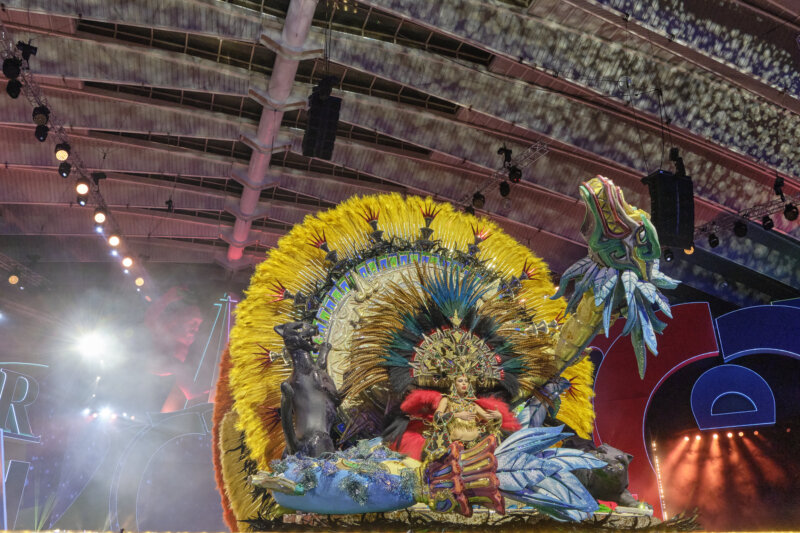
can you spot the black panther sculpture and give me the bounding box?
[567,440,652,510]
[275,321,340,456]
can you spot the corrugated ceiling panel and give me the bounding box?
[10,30,256,94]
[0,86,256,140]
[0,127,238,177]
[2,0,264,41]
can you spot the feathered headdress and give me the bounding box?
[343,264,554,399]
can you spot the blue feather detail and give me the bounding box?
[638,302,658,355]
[642,301,668,334]
[650,261,680,289]
[551,257,594,300]
[557,253,679,380]
[631,326,647,378]
[421,266,490,320]
[593,267,617,306]
[495,427,605,522]
[500,358,526,373]
[602,289,615,338]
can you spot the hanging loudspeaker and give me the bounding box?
[302,77,341,160]
[641,169,695,249]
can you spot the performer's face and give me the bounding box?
[455,375,470,395]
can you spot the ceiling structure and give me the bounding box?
[1,0,799,311]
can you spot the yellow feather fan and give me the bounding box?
[224,193,592,474]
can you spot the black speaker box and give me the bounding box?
[641,169,695,249]
[302,91,341,160]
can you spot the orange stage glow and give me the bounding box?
[741,436,789,487]
[659,429,800,531]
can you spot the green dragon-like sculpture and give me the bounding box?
[552,176,679,378]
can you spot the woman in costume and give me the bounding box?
[433,375,503,446]
[394,370,519,461]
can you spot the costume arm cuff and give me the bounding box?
[433,412,453,425]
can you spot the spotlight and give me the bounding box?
[713,433,718,439]
[774,176,785,202]
[762,215,774,231]
[108,234,120,247]
[15,41,37,62]
[727,432,733,438]
[34,124,48,142]
[76,331,109,360]
[75,178,90,195]
[2,57,21,79]
[55,143,70,161]
[508,165,522,184]
[663,248,674,262]
[754,430,759,435]
[497,145,512,164]
[733,220,748,237]
[93,208,107,224]
[784,203,799,222]
[683,245,694,255]
[708,233,719,248]
[6,78,21,98]
[684,436,690,442]
[58,162,71,178]
[499,181,511,197]
[122,256,133,268]
[695,435,701,441]
[8,273,19,285]
[76,195,88,207]
[472,191,485,209]
[135,277,144,287]
[32,105,50,126]
[738,431,744,437]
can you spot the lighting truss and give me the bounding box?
[0,252,48,288]
[694,193,799,241]
[1,20,149,285]
[458,140,550,209]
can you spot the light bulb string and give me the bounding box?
[2,20,151,288]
